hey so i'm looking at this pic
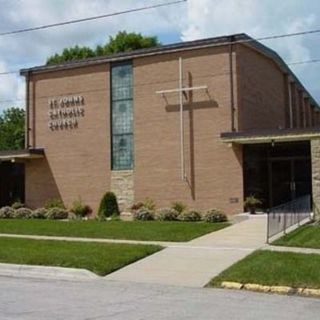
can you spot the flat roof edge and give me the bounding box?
[20,33,248,75]
[20,32,319,107]
[0,148,45,160]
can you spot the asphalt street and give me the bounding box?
[0,276,319,320]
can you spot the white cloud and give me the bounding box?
[0,0,320,112]
[0,0,182,112]
[182,0,320,101]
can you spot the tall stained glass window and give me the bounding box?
[111,62,134,170]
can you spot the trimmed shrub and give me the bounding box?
[98,192,120,218]
[30,208,47,219]
[46,207,69,220]
[71,199,92,218]
[155,207,179,221]
[178,210,202,222]
[12,208,32,219]
[0,206,14,219]
[133,208,154,221]
[45,198,65,209]
[171,201,188,214]
[11,201,25,210]
[203,209,228,223]
[109,213,121,221]
[131,201,144,211]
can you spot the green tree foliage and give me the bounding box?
[47,45,95,64]
[46,31,160,65]
[0,107,25,150]
[103,31,160,54]
[98,192,120,218]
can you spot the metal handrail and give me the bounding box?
[266,195,311,243]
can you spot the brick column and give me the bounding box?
[311,139,320,219]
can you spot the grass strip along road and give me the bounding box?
[0,237,161,276]
[209,250,320,289]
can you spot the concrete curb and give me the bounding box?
[262,245,320,255]
[0,263,99,281]
[221,281,320,298]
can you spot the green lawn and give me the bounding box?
[209,250,320,289]
[0,237,160,276]
[0,219,228,242]
[273,225,320,249]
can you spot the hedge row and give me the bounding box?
[133,207,228,223]
[0,206,72,220]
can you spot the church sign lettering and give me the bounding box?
[48,95,85,131]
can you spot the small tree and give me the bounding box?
[0,107,25,151]
[98,192,120,218]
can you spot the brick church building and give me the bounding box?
[1,33,320,215]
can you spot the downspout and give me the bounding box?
[25,71,30,149]
[288,79,293,128]
[229,36,236,132]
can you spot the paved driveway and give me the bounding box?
[0,276,318,320]
[106,215,267,287]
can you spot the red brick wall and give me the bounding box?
[26,46,244,215]
[26,65,111,212]
[133,47,243,214]
[236,44,286,131]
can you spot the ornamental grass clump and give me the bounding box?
[203,209,228,223]
[45,198,65,209]
[142,198,156,211]
[155,207,179,221]
[98,192,120,218]
[71,199,92,218]
[178,209,202,222]
[171,201,188,214]
[0,206,14,219]
[12,208,32,219]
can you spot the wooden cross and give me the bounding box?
[156,57,208,180]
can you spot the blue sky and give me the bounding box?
[0,0,320,111]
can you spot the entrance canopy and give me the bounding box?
[0,148,44,162]
[221,128,320,144]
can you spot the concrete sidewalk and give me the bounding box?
[106,216,267,287]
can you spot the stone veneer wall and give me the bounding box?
[110,170,134,212]
[311,139,320,219]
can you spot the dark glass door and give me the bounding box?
[270,158,312,207]
[270,160,292,207]
[294,159,312,199]
[0,162,25,207]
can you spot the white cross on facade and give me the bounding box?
[156,57,208,180]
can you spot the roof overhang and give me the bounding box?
[221,128,320,144]
[0,148,45,162]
